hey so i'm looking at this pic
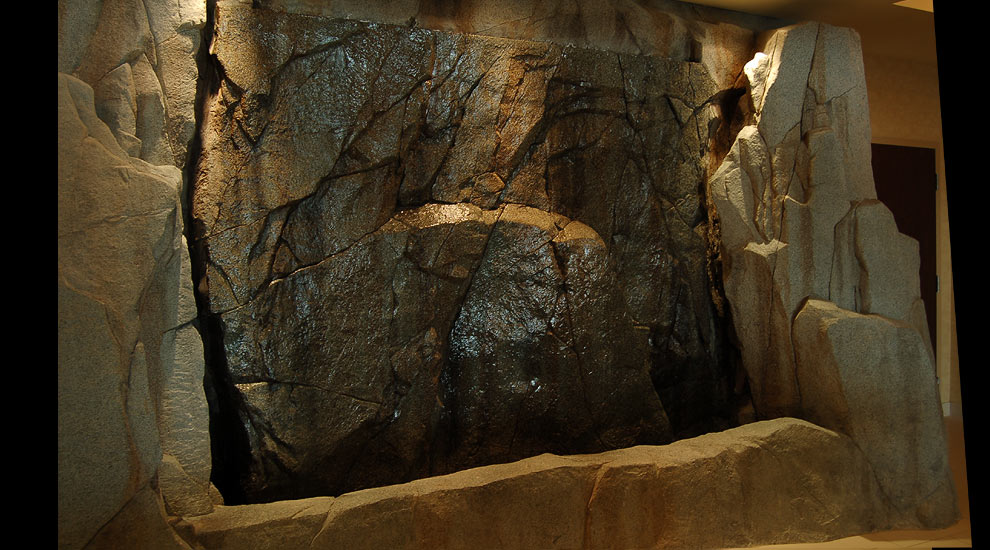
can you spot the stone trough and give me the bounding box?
[176,418,902,550]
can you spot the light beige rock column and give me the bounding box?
[792,300,956,527]
[58,72,194,550]
[710,21,954,528]
[58,0,212,547]
[711,23,878,415]
[58,0,206,169]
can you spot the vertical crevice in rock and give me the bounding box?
[198,314,251,505]
[183,0,249,505]
[184,0,219,254]
[704,81,755,428]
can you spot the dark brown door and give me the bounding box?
[870,143,937,353]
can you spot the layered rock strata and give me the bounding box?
[176,418,897,550]
[709,22,956,527]
[194,0,741,502]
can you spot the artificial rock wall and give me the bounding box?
[193,0,757,503]
[58,1,957,549]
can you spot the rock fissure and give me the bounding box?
[581,462,611,550]
[233,378,384,407]
[262,225,383,285]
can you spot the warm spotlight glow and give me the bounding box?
[893,0,934,13]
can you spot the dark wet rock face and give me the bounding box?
[194,2,735,502]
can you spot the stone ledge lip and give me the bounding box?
[177,417,906,550]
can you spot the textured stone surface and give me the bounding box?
[211,201,678,501]
[58,1,957,547]
[58,72,196,550]
[195,1,739,502]
[253,0,770,90]
[177,418,896,550]
[217,203,498,500]
[82,487,194,550]
[441,205,671,472]
[57,0,206,168]
[831,199,932,343]
[175,496,335,550]
[709,21,955,528]
[792,300,957,528]
[58,1,212,547]
[711,22,917,417]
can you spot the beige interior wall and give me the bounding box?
[862,51,960,416]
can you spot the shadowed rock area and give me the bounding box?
[193,1,740,502]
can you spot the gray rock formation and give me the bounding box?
[176,418,897,550]
[709,22,956,527]
[792,300,954,527]
[194,0,739,502]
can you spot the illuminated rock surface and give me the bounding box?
[57,0,205,168]
[194,0,740,502]
[792,300,955,527]
[176,418,896,550]
[58,72,198,550]
[58,0,212,548]
[709,22,956,527]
